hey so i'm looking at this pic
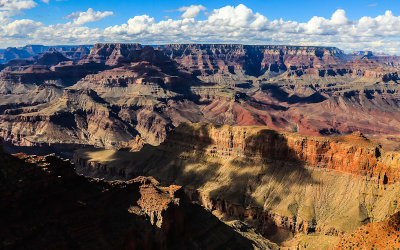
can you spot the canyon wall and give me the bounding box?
[165,123,400,184]
[73,123,400,245]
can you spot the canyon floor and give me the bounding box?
[2,43,400,249]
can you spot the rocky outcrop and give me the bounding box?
[161,44,400,85]
[34,51,71,66]
[5,43,400,248]
[0,88,138,150]
[335,211,400,249]
[80,43,142,66]
[60,46,90,60]
[0,144,271,249]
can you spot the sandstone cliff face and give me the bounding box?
[61,46,90,60]
[80,43,142,66]
[162,44,344,80]
[4,43,400,248]
[165,123,400,184]
[161,44,400,85]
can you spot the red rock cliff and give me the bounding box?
[164,123,400,184]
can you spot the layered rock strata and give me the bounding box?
[3,43,400,155]
[73,123,400,247]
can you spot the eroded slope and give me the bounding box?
[74,123,400,247]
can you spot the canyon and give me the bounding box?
[73,122,400,247]
[2,43,400,154]
[2,43,400,248]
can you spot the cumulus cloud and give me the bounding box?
[0,0,38,25]
[0,0,36,11]
[67,8,113,25]
[1,19,41,36]
[3,4,400,53]
[178,5,206,18]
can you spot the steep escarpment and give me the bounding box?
[162,44,344,83]
[74,123,400,247]
[0,141,272,249]
[80,43,142,66]
[164,123,400,184]
[161,44,400,86]
[4,43,400,248]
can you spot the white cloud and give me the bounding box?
[178,5,206,18]
[1,19,41,36]
[0,0,36,11]
[0,0,37,26]
[67,8,113,25]
[41,0,49,4]
[208,4,257,27]
[331,9,349,25]
[2,4,400,54]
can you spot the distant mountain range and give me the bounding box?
[0,44,92,64]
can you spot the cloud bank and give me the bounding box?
[2,3,400,54]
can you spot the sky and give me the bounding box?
[2,0,400,53]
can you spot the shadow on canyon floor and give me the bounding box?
[0,150,256,250]
[77,125,318,209]
[3,140,96,159]
[261,84,327,104]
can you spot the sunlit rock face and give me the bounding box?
[73,123,400,247]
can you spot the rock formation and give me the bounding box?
[335,211,400,249]
[163,44,344,79]
[0,139,274,249]
[2,43,400,154]
[73,123,400,247]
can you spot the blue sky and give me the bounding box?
[2,0,400,53]
[24,0,398,27]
